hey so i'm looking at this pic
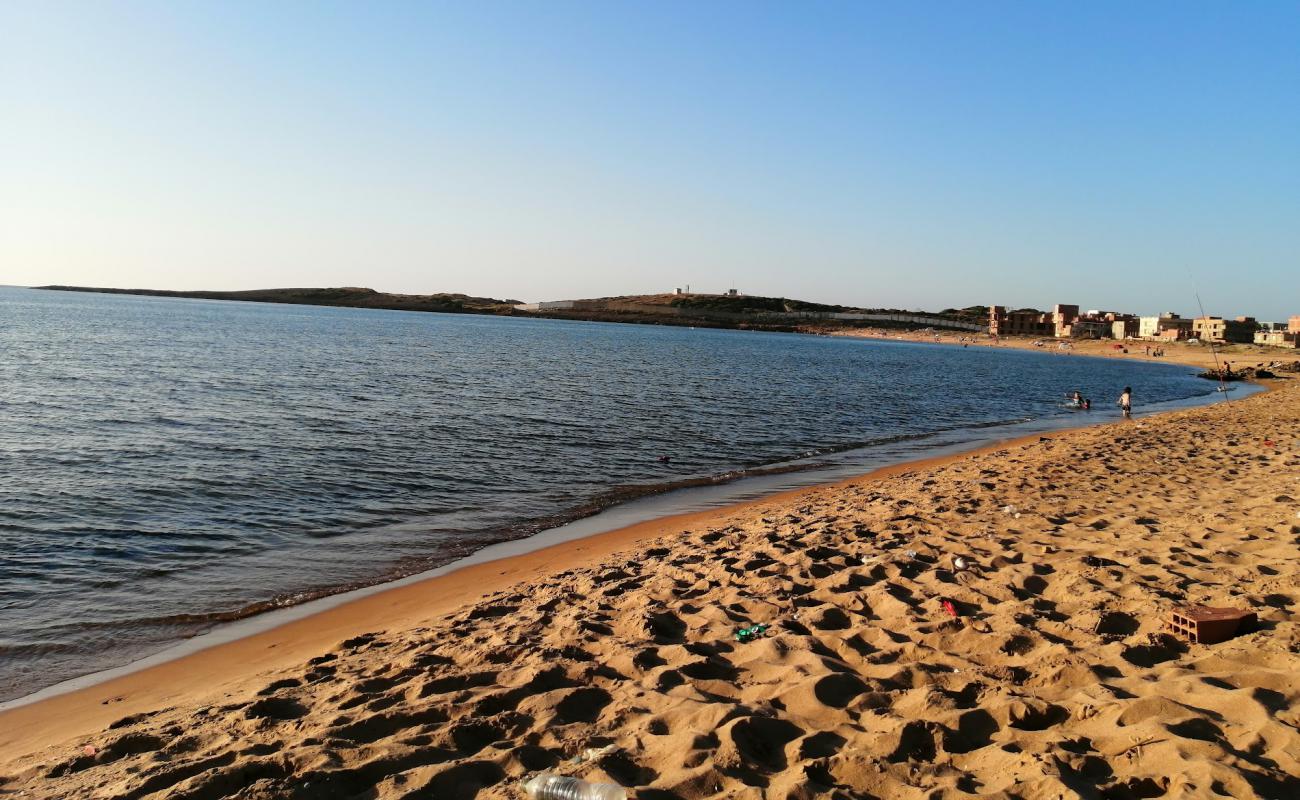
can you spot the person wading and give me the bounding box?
[1118,386,1132,419]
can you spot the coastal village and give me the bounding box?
[7,290,1300,800]
[512,287,1300,351]
[989,303,1300,348]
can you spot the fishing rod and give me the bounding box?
[1193,290,1231,401]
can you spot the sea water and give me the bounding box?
[0,286,1224,699]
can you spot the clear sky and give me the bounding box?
[2,2,1297,318]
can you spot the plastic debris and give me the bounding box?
[523,773,627,800]
[735,623,770,643]
[940,599,958,618]
[571,744,619,764]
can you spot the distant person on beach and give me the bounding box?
[1118,386,1132,419]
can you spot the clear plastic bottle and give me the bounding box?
[522,773,627,800]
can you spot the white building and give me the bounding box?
[1138,313,1191,340]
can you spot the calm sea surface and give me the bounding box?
[0,287,1221,699]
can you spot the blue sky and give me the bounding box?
[2,2,1297,318]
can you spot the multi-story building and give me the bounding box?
[1193,317,1226,342]
[1052,304,1080,338]
[1056,309,1136,339]
[988,306,1054,337]
[990,302,1147,339]
[1193,316,1257,344]
[1229,316,1259,343]
[1289,315,1300,334]
[1112,319,1140,339]
[1139,313,1193,341]
[1100,312,1139,339]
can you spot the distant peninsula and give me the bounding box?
[35,285,518,315]
[35,285,987,333]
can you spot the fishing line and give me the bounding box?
[1190,277,1230,402]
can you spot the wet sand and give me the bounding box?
[2,367,1298,798]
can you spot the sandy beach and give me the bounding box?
[2,362,1298,798]
[831,327,1297,374]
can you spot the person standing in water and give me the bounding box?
[1118,386,1132,419]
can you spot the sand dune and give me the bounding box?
[3,382,1299,799]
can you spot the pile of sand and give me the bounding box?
[3,383,1299,799]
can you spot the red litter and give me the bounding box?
[941,599,958,618]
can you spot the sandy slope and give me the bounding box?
[2,383,1299,799]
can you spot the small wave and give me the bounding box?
[29,416,1057,644]
[145,592,347,627]
[0,640,87,657]
[150,415,193,427]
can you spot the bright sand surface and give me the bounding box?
[832,328,1296,373]
[2,352,1298,798]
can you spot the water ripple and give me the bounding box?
[0,286,1213,700]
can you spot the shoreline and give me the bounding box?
[0,336,1233,710]
[0,353,1238,714]
[0,419,1126,755]
[4,374,1295,797]
[0,359,1270,757]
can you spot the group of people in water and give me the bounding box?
[1068,386,1133,419]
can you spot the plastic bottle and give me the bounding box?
[522,774,627,800]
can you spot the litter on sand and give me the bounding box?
[572,744,619,764]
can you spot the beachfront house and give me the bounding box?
[1139,313,1194,341]
[1063,319,1110,339]
[1254,329,1300,348]
[1056,308,1137,339]
[988,306,1054,337]
[1193,316,1257,344]
[1112,319,1139,339]
[1052,304,1080,337]
[990,303,1143,339]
